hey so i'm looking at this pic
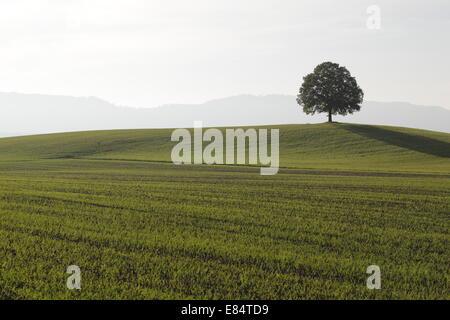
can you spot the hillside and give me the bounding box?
[0,122,448,299]
[0,123,449,173]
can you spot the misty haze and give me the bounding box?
[1,92,449,137]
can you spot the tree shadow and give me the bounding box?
[342,124,450,158]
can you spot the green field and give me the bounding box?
[0,123,449,299]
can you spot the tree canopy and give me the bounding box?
[297,62,364,122]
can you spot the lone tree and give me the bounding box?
[297,62,364,122]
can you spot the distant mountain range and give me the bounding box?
[0,92,449,137]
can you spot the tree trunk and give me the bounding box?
[328,110,332,122]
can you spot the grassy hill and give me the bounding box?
[1,123,449,173]
[0,123,448,299]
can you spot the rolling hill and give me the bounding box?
[0,123,449,173]
[0,123,448,299]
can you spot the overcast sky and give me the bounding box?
[0,0,449,108]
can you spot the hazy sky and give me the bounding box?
[1,0,449,108]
